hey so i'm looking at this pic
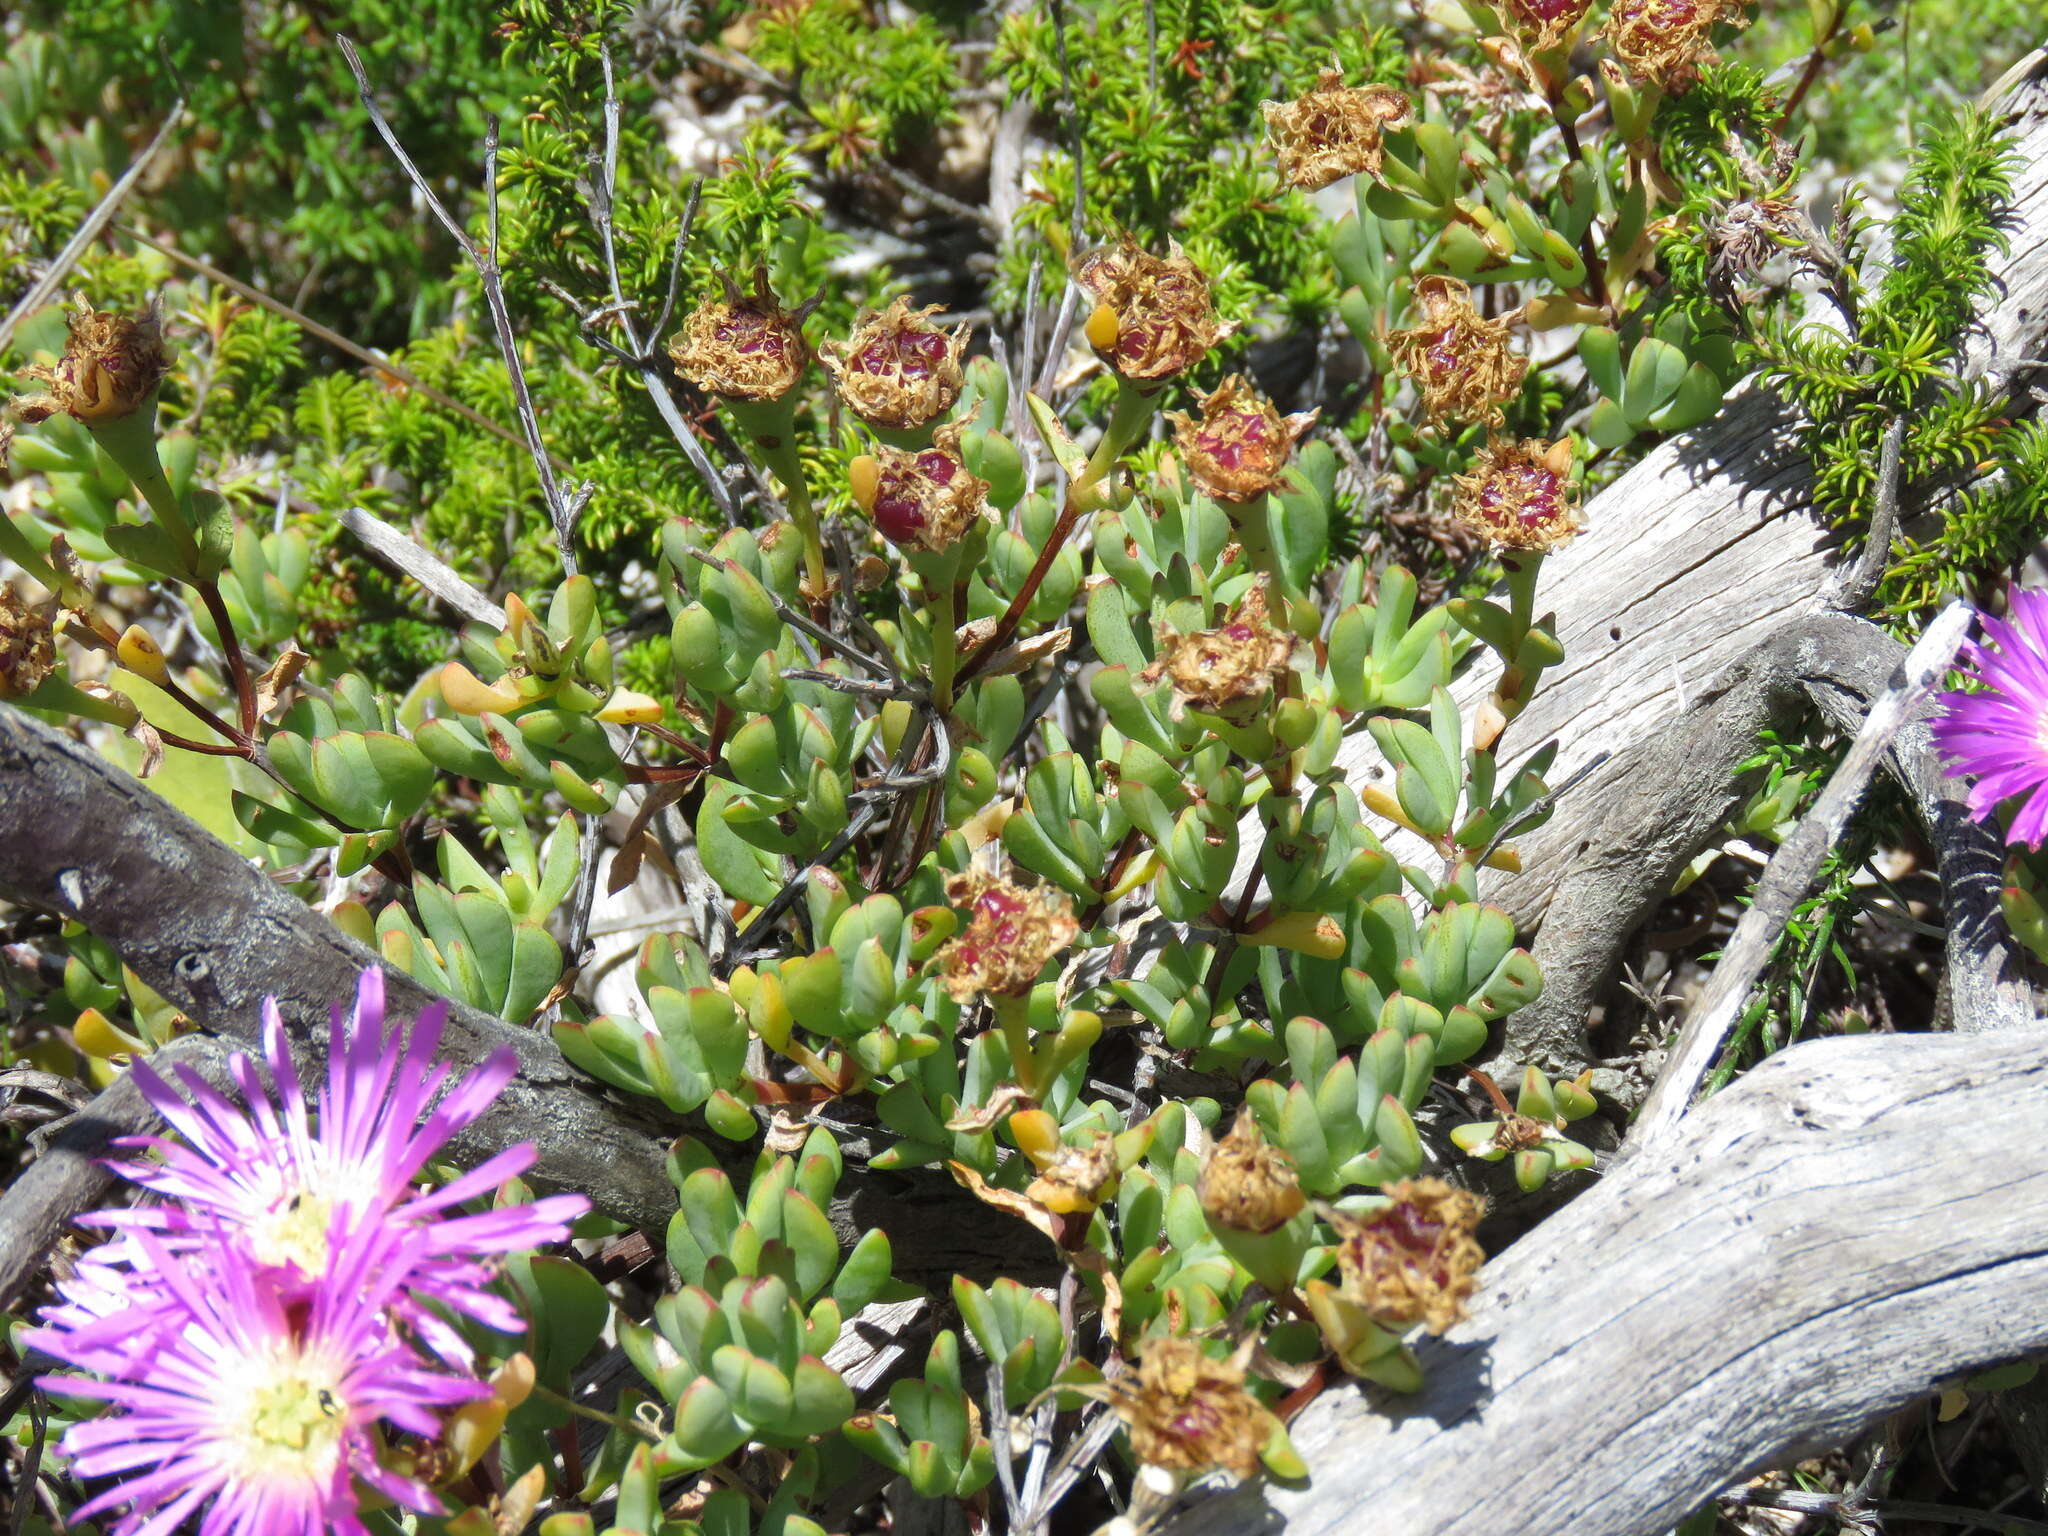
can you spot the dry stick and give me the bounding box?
[0,94,186,353]
[339,38,577,572]
[340,505,503,628]
[115,225,541,460]
[1630,600,1973,1149]
[1824,416,1907,611]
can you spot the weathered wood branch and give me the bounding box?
[1168,1026,2048,1536]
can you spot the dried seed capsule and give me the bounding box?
[1072,236,1219,384]
[1329,1177,1486,1335]
[1388,275,1530,431]
[848,424,989,553]
[1166,375,1319,504]
[933,871,1079,1002]
[1023,1131,1120,1215]
[820,297,968,432]
[1199,1107,1306,1235]
[1147,581,1295,722]
[1500,0,1596,51]
[0,587,56,700]
[667,273,811,403]
[1606,0,1750,94]
[1260,69,1412,193]
[11,301,169,426]
[1450,437,1581,552]
[1107,1337,1268,1478]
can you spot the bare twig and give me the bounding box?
[0,94,186,353]
[340,506,503,628]
[1824,416,1906,611]
[1631,600,1973,1148]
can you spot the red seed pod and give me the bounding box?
[1166,375,1319,504]
[820,297,969,432]
[848,424,989,554]
[1449,438,1581,553]
[11,301,169,427]
[933,871,1078,1003]
[1387,275,1530,431]
[1606,0,1750,93]
[1260,69,1412,193]
[667,272,812,403]
[1071,236,1220,384]
[1330,1177,1486,1335]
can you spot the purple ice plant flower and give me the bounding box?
[85,967,587,1365]
[1933,588,2048,848]
[33,1222,489,1536]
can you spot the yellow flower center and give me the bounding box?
[213,1340,351,1488]
[246,1188,338,1276]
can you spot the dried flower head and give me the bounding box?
[1073,236,1219,384]
[1606,0,1750,93]
[1934,590,2048,847]
[1388,276,1530,430]
[1199,1108,1306,1235]
[1107,1337,1268,1478]
[1331,1177,1485,1335]
[1422,58,1543,141]
[1499,0,1596,51]
[1148,581,1295,722]
[1449,438,1580,552]
[848,424,989,553]
[1024,1131,1120,1215]
[1261,70,1412,192]
[820,297,968,432]
[13,301,169,427]
[1167,375,1318,504]
[1707,195,1807,303]
[934,872,1079,1002]
[667,272,812,402]
[0,586,56,701]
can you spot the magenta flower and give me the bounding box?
[34,1224,487,1536]
[89,967,587,1363]
[1933,590,2048,847]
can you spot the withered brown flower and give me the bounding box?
[1500,0,1597,52]
[1387,276,1530,430]
[1331,1177,1485,1335]
[1707,195,1807,302]
[1449,438,1580,553]
[1147,582,1295,722]
[1606,0,1750,94]
[1199,1108,1306,1235]
[934,872,1079,1002]
[849,424,990,553]
[12,301,169,427]
[1024,1131,1120,1216]
[667,273,812,402]
[1167,376,1318,504]
[820,297,969,432]
[1260,70,1412,193]
[0,586,56,701]
[1072,237,1219,384]
[1107,1337,1269,1479]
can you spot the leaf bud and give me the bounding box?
[1387,275,1530,431]
[1072,236,1220,384]
[1166,375,1318,504]
[820,297,969,432]
[1260,69,1412,192]
[1329,1177,1485,1335]
[667,272,812,403]
[1449,438,1581,553]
